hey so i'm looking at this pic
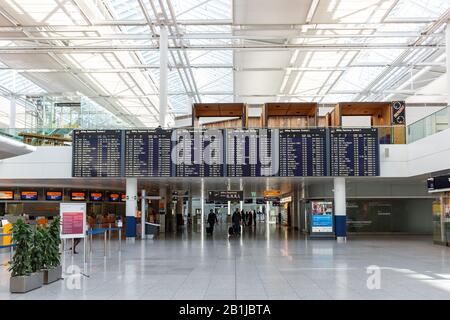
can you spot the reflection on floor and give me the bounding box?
[1,223,450,300]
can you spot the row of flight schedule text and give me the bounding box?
[72,128,380,178]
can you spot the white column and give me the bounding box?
[201,178,205,227]
[227,178,231,216]
[334,177,346,242]
[125,178,138,240]
[141,189,146,240]
[159,25,168,127]
[446,22,450,105]
[239,178,243,211]
[9,96,16,129]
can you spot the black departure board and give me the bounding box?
[279,128,328,176]
[330,128,379,176]
[72,130,122,177]
[124,129,172,177]
[174,129,224,177]
[226,129,277,177]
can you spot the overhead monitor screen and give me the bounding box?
[70,192,86,201]
[0,191,14,200]
[72,130,123,177]
[20,191,38,201]
[46,191,63,201]
[124,129,172,177]
[90,192,103,202]
[225,129,277,177]
[278,128,328,176]
[174,129,224,177]
[329,128,379,176]
[108,193,121,202]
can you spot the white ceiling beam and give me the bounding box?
[0,44,441,53]
[0,19,439,29]
[305,0,319,24]
[1,32,441,41]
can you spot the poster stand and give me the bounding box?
[60,203,87,264]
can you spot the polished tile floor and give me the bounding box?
[1,223,450,300]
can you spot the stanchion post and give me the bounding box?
[83,237,86,265]
[71,238,74,256]
[104,230,107,257]
[119,227,122,252]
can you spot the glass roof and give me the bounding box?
[0,0,447,127]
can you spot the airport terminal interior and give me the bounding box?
[1,0,450,300]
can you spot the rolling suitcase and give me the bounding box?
[206,226,212,235]
[228,226,234,236]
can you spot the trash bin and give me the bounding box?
[145,222,160,239]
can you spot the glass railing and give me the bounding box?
[407,106,450,143]
[0,128,73,146]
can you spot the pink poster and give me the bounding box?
[62,212,84,235]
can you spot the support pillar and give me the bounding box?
[334,177,346,242]
[159,25,168,127]
[201,178,205,228]
[446,22,450,106]
[9,96,16,129]
[239,178,243,212]
[125,178,138,240]
[141,189,146,240]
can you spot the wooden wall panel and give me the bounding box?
[267,116,309,128]
[247,117,262,128]
[202,119,242,129]
[317,116,327,127]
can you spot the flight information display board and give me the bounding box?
[279,128,328,176]
[72,130,122,177]
[124,129,172,177]
[174,129,224,177]
[225,129,277,177]
[330,128,379,176]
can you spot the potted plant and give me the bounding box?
[42,217,62,284]
[30,224,45,280]
[9,219,43,293]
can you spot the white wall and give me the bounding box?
[407,127,450,176]
[0,146,71,179]
[406,106,446,125]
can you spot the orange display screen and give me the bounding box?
[90,192,103,201]
[108,193,120,202]
[71,192,86,201]
[21,191,38,200]
[121,194,126,202]
[0,191,14,200]
[46,191,62,201]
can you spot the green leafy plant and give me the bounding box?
[42,217,61,268]
[8,219,33,277]
[30,225,46,273]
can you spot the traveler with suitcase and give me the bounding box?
[231,208,241,236]
[207,209,218,235]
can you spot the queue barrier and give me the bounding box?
[86,227,122,259]
[0,233,15,259]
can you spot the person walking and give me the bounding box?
[207,209,218,235]
[253,210,257,226]
[248,210,253,226]
[232,208,241,235]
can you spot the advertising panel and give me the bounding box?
[311,201,333,233]
[60,203,86,239]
